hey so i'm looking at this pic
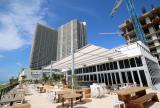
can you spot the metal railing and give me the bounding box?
[0,83,19,100]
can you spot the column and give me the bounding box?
[82,68,84,81]
[131,71,135,83]
[96,65,99,83]
[110,73,113,85]
[100,74,102,83]
[125,72,129,83]
[141,56,153,87]
[103,73,106,83]
[137,70,143,87]
[117,61,123,83]
[114,73,118,84]
[107,73,109,85]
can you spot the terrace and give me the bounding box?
[0,83,160,108]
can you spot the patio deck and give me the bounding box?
[24,85,160,108]
[25,85,115,108]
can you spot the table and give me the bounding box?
[0,94,24,106]
[130,93,159,108]
[62,93,82,108]
[75,90,84,101]
[56,91,70,102]
[116,87,147,108]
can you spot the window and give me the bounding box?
[84,75,87,81]
[78,69,81,74]
[104,73,108,85]
[144,28,149,34]
[89,66,93,72]
[79,69,82,74]
[154,24,160,31]
[86,67,89,73]
[83,68,86,73]
[108,73,112,85]
[93,66,96,72]
[98,74,101,83]
[75,69,77,74]
[129,58,136,67]
[121,72,127,83]
[113,62,118,69]
[127,71,133,83]
[135,57,143,67]
[100,64,103,71]
[116,72,120,83]
[106,63,110,70]
[77,69,79,74]
[97,65,100,71]
[68,70,71,75]
[139,70,148,86]
[124,59,130,68]
[90,75,93,81]
[79,76,82,80]
[110,62,114,70]
[101,74,104,83]
[133,71,140,84]
[86,75,89,81]
[93,74,97,82]
[102,64,106,71]
[119,60,124,69]
[112,73,116,84]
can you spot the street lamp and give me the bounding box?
[71,21,75,90]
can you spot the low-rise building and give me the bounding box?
[45,41,160,89]
[18,68,61,81]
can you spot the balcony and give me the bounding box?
[146,29,160,38]
[148,45,156,49]
[151,51,158,55]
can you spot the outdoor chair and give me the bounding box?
[110,85,118,95]
[90,85,99,98]
[47,91,56,103]
[99,83,108,94]
[112,94,125,108]
[133,82,137,87]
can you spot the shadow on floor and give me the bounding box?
[56,104,88,108]
[56,99,92,108]
[76,99,92,105]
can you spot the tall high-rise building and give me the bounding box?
[57,19,87,60]
[119,7,160,64]
[30,23,58,70]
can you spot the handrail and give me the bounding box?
[0,82,19,100]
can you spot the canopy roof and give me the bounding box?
[45,44,129,70]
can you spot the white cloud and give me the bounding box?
[0,0,47,51]
[16,62,23,67]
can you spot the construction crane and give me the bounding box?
[99,32,122,36]
[110,0,147,45]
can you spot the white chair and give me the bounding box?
[90,84,99,98]
[47,91,56,103]
[53,85,59,89]
[112,94,125,108]
[90,85,97,98]
[99,83,108,94]
[133,82,137,87]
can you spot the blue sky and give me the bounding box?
[0,0,159,82]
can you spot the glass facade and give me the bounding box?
[67,56,151,87]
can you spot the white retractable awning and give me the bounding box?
[45,44,128,70]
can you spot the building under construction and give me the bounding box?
[119,7,160,64]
